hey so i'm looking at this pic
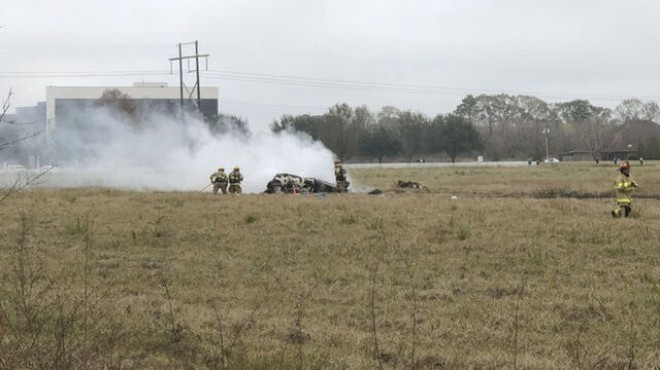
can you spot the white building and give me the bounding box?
[46,82,219,142]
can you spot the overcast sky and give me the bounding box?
[3,0,660,131]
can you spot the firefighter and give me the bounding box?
[334,160,348,193]
[209,167,228,195]
[228,166,244,194]
[611,161,638,218]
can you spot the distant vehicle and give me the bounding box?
[544,158,560,164]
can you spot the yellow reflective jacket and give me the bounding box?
[210,171,228,183]
[613,173,637,204]
[334,165,346,181]
[229,171,243,184]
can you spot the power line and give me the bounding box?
[202,69,470,94]
[0,70,170,78]
[1,67,659,103]
[221,100,327,111]
[201,69,660,102]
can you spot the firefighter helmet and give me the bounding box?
[218,167,224,171]
[234,166,240,171]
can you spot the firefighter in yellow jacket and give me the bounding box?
[209,167,228,194]
[228,166,244,194]
[611,161,638,218]
[334,160,348,193]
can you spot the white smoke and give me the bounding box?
[44,108,336,193]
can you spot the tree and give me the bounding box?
[0,89,16,152]
[614,98,645,122]
[556,100,613,163]
[359,127,402,163]
[208,113,250,136]
[453,94,479,121]
[453,94,531,159]
[271,114,322,139]
[396,111,430,162]
[615,99,660,124]
[0,90,41,155]
[432,115,483,163]
[0,90,48,205]
[94,89,137,123]
[637,136,660,159]
[346,105,374,158]
[375,106,401,132]
[318,103,352,161]
[641,101,660,123]
[513,96,564,160]
[377,106,401,125]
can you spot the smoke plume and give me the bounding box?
[45,108,336,193]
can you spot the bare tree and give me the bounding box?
[556,100,614,163]
[0,89,9,122]
[615,99,660,124]
[0,90,41,152]
[614,99,645,123]
[0,90,49,205]
[641,101,660,123]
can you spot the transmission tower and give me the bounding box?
[168,41,210,112]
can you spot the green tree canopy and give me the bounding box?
[433,115,483,162]
[359,127,402,163]
[396,111,430,162]
[271,114,322,140]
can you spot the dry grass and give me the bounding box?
[1,162,660,368]
[350,160,660,197]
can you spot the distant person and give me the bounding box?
[640,157,644,166]
[528,157,533,166]
[611,161,638,218]
[334,160,348,193]
[228,166,244,194]
[613,157,618,166]
[209,167,228,194]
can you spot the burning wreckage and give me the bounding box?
[263,174,430,195]
[393,180,429,190]
[265,173,350,194]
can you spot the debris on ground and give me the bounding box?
[265,173,349,194]
[392,180,429,191]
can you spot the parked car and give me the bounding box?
[544,157,560,164]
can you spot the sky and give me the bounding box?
[3,0,660,132]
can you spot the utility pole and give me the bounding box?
[542,127,550,160]
[168,41,209,114]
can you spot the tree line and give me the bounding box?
[269,95,660,162]
[271,104,483,163]
[49,89,660,163]
[5,89,660,166]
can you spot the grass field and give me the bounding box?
[1,161,659,369]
